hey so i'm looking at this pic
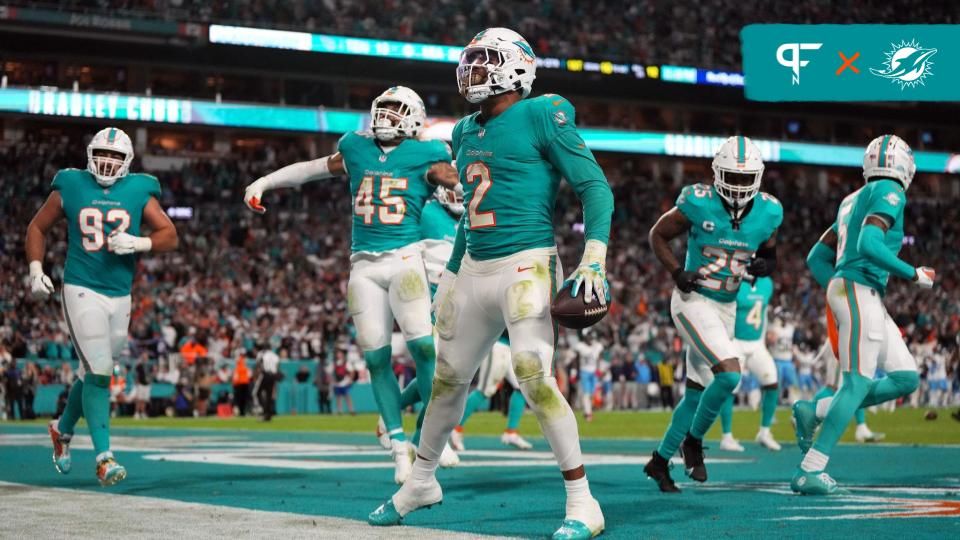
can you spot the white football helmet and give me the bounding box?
[370,86,426,142]
[87,127,133,187]
[435,183,464,216]
[863,134,915,189]
[712,135,764,210]
[457,28,537,103]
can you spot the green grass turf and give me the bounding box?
[25,406,960,445]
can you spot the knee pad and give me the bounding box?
[713,371,741,393]
[518,375,568,421]
[430,354,471,402]
[889,370,920,395]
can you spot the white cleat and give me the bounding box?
[375,417,391,450]
[449,428,465,451]
[755,430,782,451]
[855,425,886,443]
[391,440,412,485]
[556,496,605,539]
[719,434,745,452]
[501,431,533,450]
[439,442,460,468]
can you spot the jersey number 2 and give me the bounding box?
[79,208,131,252]
[355,176,407,225]
[466,162,495,228]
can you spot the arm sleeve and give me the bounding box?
[857,223,915,280]
[445,214,467,274]
[805,241,837,288]
[547,131,613,244]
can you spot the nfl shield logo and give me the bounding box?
[478,129,485,138]
[379,154,387,163]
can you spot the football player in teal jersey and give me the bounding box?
[718,276,781,452]
[369,28,612,539]
[791,135,933,495]
[244,86,459,484]
[27,127,178,486]
[645,136,782,493]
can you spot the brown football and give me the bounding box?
[551,282,609,329]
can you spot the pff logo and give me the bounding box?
[870,39,937,90]
[776,43,823,85]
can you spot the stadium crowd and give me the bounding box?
[19,0,959,70]
[1,134,958,421]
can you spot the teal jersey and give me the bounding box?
[337,131,451,254]
[52,168,161,297]
[677,184,783,304]
[451,94,612,260]
[734,276,774,341]
[833,178,906,295]
[419,199,458,243]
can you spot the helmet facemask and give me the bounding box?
[87,148,132,187]
[713,167,762,229]
[457,46,520,103]
[435,184,464,216]
[371,99,421,142]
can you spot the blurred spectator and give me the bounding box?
[332,349,355,415]
[315,359,332,415]
[22,362,38,419]
[133,352,153,419]
[232,353,252,416]
[257,346,280,421]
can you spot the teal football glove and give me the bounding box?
[565,240,609,305]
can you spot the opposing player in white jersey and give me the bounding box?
[369,27,612,539]
[244,86,458,484]
[769,309,799,403]
[573,332,604,421]
[29,127,178,485]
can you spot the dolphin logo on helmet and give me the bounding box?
[456,28,537,104]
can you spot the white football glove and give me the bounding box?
[565,239,609,305]
[432,271,456,315]
[107,230,152,255]
[244,178,269,214]
[914,266,936,289]
[28,261,54,300]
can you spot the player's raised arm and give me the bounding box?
[243,152,347,213]
[25,191,65,299]
[648,207,701,293]
[806,226,838,288]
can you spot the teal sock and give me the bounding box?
[81,373,111,455]
[459,390,487,427]
[406,336,436,406]
[400,378,421,409]
[859,371,920,408]
[657,387,702,459]
[57,379,85,436]
[760,387,778,428]
[811,371,871,456]
[720,395,734,434]
[690,371,741,439]
[365,346,405,442]
[412,407,426,447]
[854,407,866,425]
[813,386,835,404]
[506,389,526,430]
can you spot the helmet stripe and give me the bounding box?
[107,128,117,143]
[737,136,745,165]
[878,135,891,167]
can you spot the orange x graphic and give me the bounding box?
[836,51,860,75]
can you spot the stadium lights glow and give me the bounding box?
[1,87,955,174]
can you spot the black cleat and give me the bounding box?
[680,434,707,482]
[643,451,680,493]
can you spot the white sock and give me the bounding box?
[800,448,829,472]
[522,377,584,470]
[411,456,438,483]
[564,476,592,502]
[757,426,771,437]
[95,451,114,463]
[815,396,834,419]
[722,432,734,439]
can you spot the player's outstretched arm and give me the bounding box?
[25,191,65,299]
[858,216,934,287]
[243,153,346,213]
[649,208,701,293]
[426,162,459,189]
[806,227,838,288]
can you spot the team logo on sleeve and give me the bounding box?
[702,221,716,232]
[553,111,568,126]
[884,192,901,206]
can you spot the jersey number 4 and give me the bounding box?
[79,207,131,252]
[355,176,407,225]
[466,162,495,228]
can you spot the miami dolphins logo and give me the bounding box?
[870,39,937,90]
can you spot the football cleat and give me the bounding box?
[368,476,443,526]
[439,442,460,468]
[855,425,886,443]
[375,417,391,450]
[48,419,72,474]
[501,431,533,450]
[554,497,604,539]
[680,434,707,482]
[790,468,848,496]
[643,451,680,493]
[449,426,465,451]
[792,400,820,454]
[391,440,412,485]
[719,434,745,452]
[755,430,782,451]
[96,456,127,487]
